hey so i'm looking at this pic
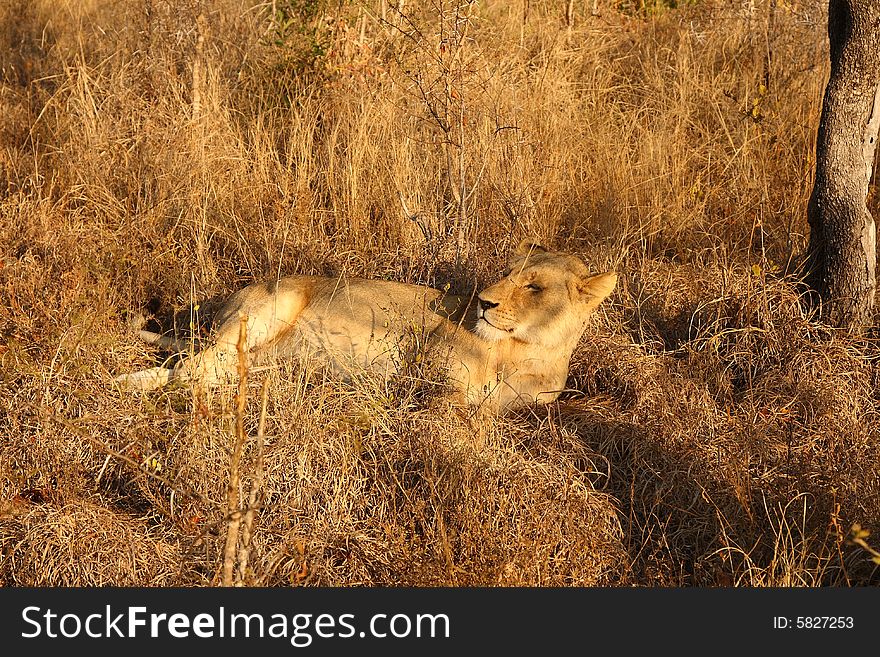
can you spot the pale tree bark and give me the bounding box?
[806,0,880,329]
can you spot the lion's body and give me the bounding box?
[117,243,616,412]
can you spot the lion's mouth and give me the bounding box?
[477,316,514,334]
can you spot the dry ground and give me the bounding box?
[1,0,879,586]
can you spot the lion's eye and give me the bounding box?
[525,283,542,292]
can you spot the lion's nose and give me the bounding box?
[478,298,498,313]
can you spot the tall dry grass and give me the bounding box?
[1,0,878,586]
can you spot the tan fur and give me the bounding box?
[116,242,617,412]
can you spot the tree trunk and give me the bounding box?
[805,0,880,329]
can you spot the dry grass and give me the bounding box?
[1,0,878,586]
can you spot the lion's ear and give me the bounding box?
[578,272,617,313]
[514,239,548,257]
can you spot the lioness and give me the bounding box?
[116,241,616,412]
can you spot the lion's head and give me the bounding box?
[475,241,617,347]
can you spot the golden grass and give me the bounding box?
[1,0,878,586]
